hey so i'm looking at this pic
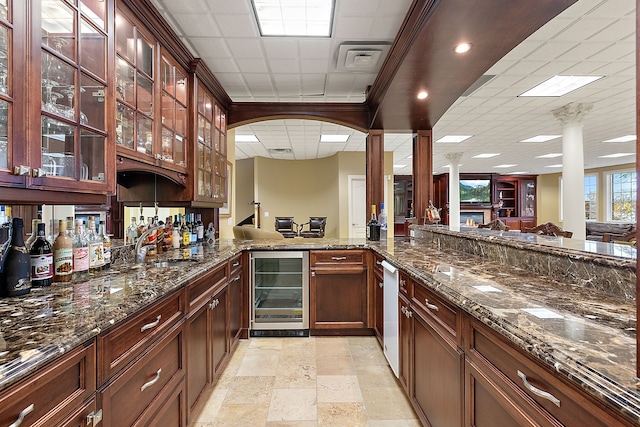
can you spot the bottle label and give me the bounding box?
[89,243,104,267]
[31,253,53,279]
[103,242,111,264]
[182,231,191,245]
[54,248,73,277]
[73,247,89,272]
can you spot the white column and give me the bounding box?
[552,103,593,240]
[446,152,463,232]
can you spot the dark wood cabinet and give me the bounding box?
[228,253,245,347]
[310,250,368,332]
[211,282,229,377]
[398,293,411,394]
[372,253,384,343]
[186,298,210,412]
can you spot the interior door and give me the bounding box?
[349,175,366,238]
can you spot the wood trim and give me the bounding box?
[227,102,369,132]
[190,59,233,110]
[413,130,433,224]
[366,130,384,222]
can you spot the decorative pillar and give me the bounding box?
[366,130,384,221]
[552,102,593,240]
[446,152,463,231]
[413,130,433,224]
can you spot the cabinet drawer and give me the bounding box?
[186,263,227,312]
[372,252,384,276]
[98,290,184,384]
[100,321,184,427]
[0,340,96,427]
[228,253,243,275]
[399,271,412,297]
[311,250,365,266]
[412,281,457,337]
[471,321,625,427]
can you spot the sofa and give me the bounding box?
[232,225,284,240]
[585,221,636,242]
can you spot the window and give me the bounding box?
[607,171,636,221]
[584,174,597,220]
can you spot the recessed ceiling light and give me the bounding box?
[435,135,472,143]
[598,153,635,158]
[454,43,472,54]
[252,0,334,37]
[519,75,603,97]
[520,135,562,143]
[545,164,563,168]
[320,134,349,143]
[406,155,413,159]
[235,134,260,142]
[472,153,500,158]
[535,153,562,158]
[509,171,530,175]
[493,164,517,168]
[417,91,428,99]
[442,164,463,168]
[603,135,636,143]
[394,164,407,168]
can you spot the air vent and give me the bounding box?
[335,42,391,73]
[461,74,496,97]
[269,148,292,154]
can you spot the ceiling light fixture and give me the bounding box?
[519,75,603,97]
[545,164,563,168]
[394,164,407,168]
[252,0,334,37]
[472,153,500,158]
[603,135,636,143]
[435,135,472,143]
[454,42,471,54]
[535,153,562,158]
[235,134,260,142]
[320,134,349,143]
[598,153,635,158]
[493,164,517,168]
[520,135,562,143]
[417,91,428,99]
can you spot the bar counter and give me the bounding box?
[0,229,637,423]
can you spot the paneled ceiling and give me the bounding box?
[149,0,636,176]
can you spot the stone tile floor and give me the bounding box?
[189,336,420,426]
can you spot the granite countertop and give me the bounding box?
[0,235,637,423]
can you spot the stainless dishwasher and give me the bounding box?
[250,251,309,336]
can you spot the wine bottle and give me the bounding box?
[196,213,204,242]
[367,205,381,241]
[25,218,41,250]
[72,219,89,280]
[87,217,104,273]
[53,219,73,283]
[181,214,191,247]
[30,222,53,287]
[163,216,173,252]
[100,220,111,270]
[1,217,31,296]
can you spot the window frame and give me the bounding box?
[605,168,637,222]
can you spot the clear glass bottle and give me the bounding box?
[100,220,111,270]
[72,219,89,280]
[53,219,73,283]
[87,217,104,273]
[1,217,32,296]
[25,218,41,250]
[196,213,204,242]
[30,222,53,288]
[126,216,138,244]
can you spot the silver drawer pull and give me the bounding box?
[401,306,407,314]
[376,260,382,265]
[407,310,413,318]
[86,409,103,427]
[331,256,347,261]
[400,279,406,286]
[232,275,241,282]
[379,282,383,288]
[9,404,34,427]
[232,261,240,267]
[517,370,560,407]
[141,368,162,392]
[140,315,161,333]
[425,299,439,311]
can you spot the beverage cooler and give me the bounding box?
[250,251,309,336]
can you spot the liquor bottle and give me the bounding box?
[190,214,197,244]
[100,220,111,270]
[367,205,381,241]
[72,219,89,280]
[379,202,388,240]
[1,217,31,296]
[196,213,204,242]
[126,217,138,244]
[30,222,53,287]
[87,217,104,273]
[25,218,41,250]
[145,217,158,261]
[163,216,173,252]
[181,214,191,247]
[53,219,73,283]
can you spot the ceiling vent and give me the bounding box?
[269,148,292,154]
[335,42,391,73]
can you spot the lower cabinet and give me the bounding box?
[228,253,244,348]
[211,283,229,377]
[59,398,100,427]
[398,293,411,394]
[373,265,384,343]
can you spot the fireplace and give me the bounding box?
[460,211,486,226]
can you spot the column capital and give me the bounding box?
[445,152,463,164]
[552,102,593,124]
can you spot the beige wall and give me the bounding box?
[536,162,635,225]
[218,129,236,240]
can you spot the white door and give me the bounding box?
[349,175,367,238]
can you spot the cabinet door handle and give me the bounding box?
[517,370,560,407]
[331,256,347,261]
[376,260,382,265]
[400,279,406,287]
[401,306,406,314]
[311,272,316,277]
[407,310,413,318]
[141,368,162,392]
[379,282,383,288]
[140,315,161,333]
[86,409,103,427]
[231,275,241,282]
[9,404,34,427]
[13,165,30,176]
[232,261,240,267]
[424,299,439,311]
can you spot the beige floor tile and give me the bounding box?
[266,388,318,422]
[355,364,401,389]
[317,375,363,403]
[350,344,389,366]
[189,422,213,427]
[225,376,275,404]
[236,348,280,376]
[275,360,317,388]
[316,353,355,375]
[315,336,351,355]
[249,337,285,350]
[361,386,417,420]
[191,386,229,423]
[347,336,380,348]
[212,403,270,426]
[318,402,368,426]
[265,422,317,427]
[365,420,422,426]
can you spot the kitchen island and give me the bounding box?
[0,229,637,425]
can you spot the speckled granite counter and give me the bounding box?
[0,232,637,424]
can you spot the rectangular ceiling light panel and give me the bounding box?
[252,0,334,37]
[519,75,603,97]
